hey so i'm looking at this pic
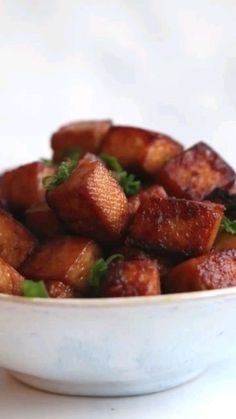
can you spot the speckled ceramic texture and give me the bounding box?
[0,290,236,397]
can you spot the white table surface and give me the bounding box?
[1,360,236,419]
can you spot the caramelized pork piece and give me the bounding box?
[47,154,129,243]
[229,180,236,194]
[128,184,167,216]
[51,120,112,162]
[118,245,154,261]
[100,126,183,176]
[46,280,76,298]
[1,170,14,208]
[0,187,5,209]
[25,202,64,239]
[159,142,235,200]
[214,232,236,251]
[128,197,224,256]
[0,257,24,295]
[20,236,101,292]
[102,259,160,297]
[0,209,35,268]
[118,244,176,279]
[2,162,55,213]
[165,249,236,292]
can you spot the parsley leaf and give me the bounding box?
[100,154,141,196]
[22,279,48,298]
[89,254,124,296]
[220,216,236,234]
[43,159,78,191]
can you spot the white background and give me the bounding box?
[1,0,236,167]
[1,0,236,417]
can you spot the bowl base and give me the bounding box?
[8,368,206,397]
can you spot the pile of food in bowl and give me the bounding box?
[0,120,236,299]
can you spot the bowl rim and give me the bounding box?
[0,286,236,308]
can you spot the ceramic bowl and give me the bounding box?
[0,289,236,397]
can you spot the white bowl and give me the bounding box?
[0,289,236,397]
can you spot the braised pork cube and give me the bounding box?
[47,154,129,243]
[0,257,24,295]
[0,183,5,208]
[25,202,64,239]
[214,232,236,251]
[1,170,15,209]
[0,209,35,268]
[118,245,155,261]
[128,184,167,216]
[20,236,101,292]
[229,180,236,194]
[118,244,174,279]
[101,260,160,297]
[51,120,112,162]
[100,126,183,176]
[47,280,76,298]
[165,250,236,293]
[128,197,224,256]
[159,142,235,200]
[2,162,55,213]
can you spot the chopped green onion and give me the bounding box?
[40,158,54,167]
[63,148,83,161]
[220,216,236,234]
[89,254,124,296]
[22,279,49,298]
[100,154,141,196]
[100,154,123,173]
[43,159,78,191]
[114,171,141,196]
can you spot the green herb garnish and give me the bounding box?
[220,216,236,234]
[100,154,123,172]
[115,171,141,196]
[63,148,83,161]
[22,279,49,298]
[40,158,54,167]
[100,154,141,196]
[43,159,78,191]
[89,254,124,296]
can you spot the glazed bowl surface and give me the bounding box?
[0,289,235,396]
